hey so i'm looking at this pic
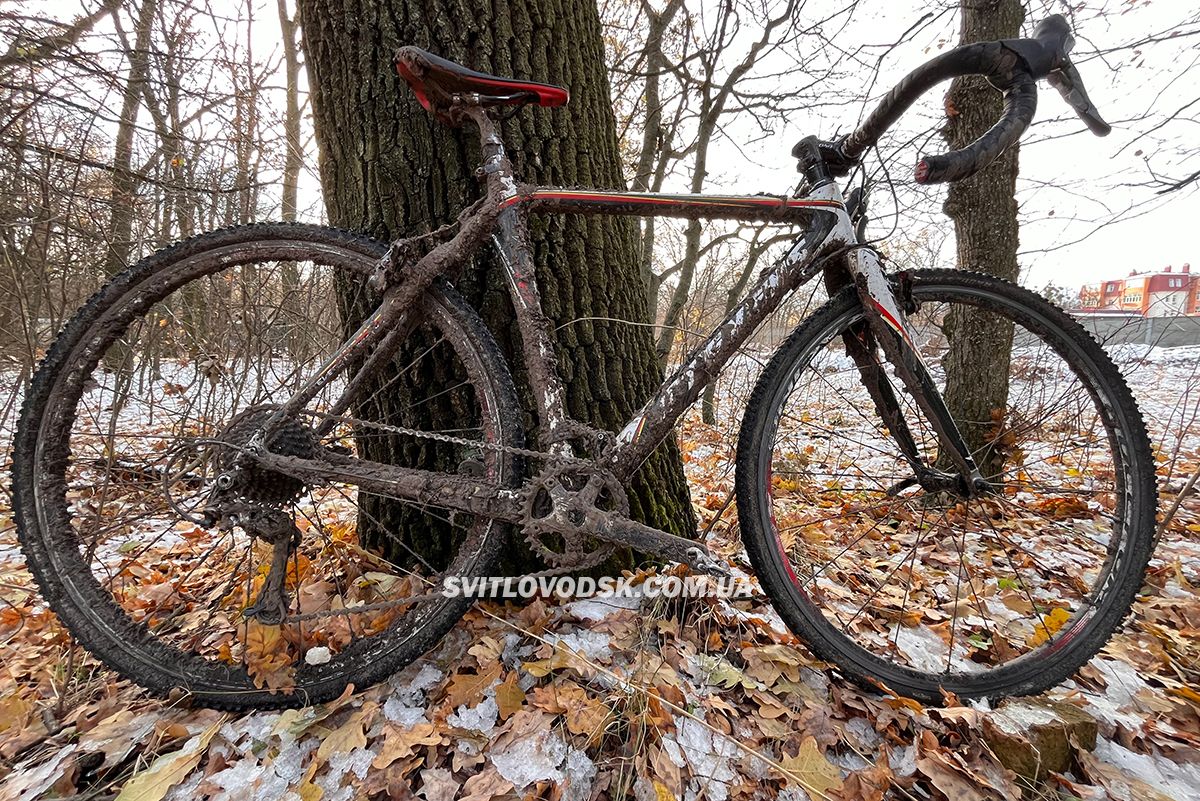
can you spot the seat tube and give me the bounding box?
[465,111,572,450]
[492,207,573,452]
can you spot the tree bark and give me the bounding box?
[940,0,1024,479]
[296,0,695,570]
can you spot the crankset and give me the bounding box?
[521,463,729,577]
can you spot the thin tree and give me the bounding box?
[940,0,1024,477]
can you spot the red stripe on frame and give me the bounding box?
[871,300,916,348]
[500,190,844,211]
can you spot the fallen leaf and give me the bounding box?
[372,722,443,770]
[458,766,513,801]
[1028,607,1071,647]
[316,708,367,764]
[0,692,31,733]
[244,620,295,691]
[297,781,323,801]
[915,750,989,801]
[467,636,504,666]
[444,662,502,709]
[779,736,843,797]
[418,767,460,801]
[114,720,222,801]
[494,673,526,721]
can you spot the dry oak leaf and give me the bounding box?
[779,736,843,798]
[650,744,683,797]
[316,707,368,765]
[0,692,31,734]
[652,781,675,801]
[494,672,526,721]
[418,767,460,801]
[468,635,505,666]
[114,719,223,801]
[837,752,893,801]
[444,662,502,709]
[563,693,613,740]
[296,781,322,801]
[528,681,612,740]
[372,722,444,770]
[459,766,515,801]
[244,620,295,691]
[742,644,806,686]
[914,749,993,801]
[522,646,581,678]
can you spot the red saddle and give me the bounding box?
[395,46,569,119]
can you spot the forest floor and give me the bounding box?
[0,344,1197,801]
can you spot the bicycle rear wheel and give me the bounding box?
[736,269,1155,700]
[13,223,523,709]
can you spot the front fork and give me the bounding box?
[840,224,991,496]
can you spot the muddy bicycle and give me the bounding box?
[13,15,1155,708]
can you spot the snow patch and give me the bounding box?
[545,628,613,661]
[448,695,499,735]
[676,717,739,801]
[491,728,568,788]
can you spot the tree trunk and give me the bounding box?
[631,0,683,315]
[108,0,156,278]
[296,0,695,570]
[275,0,305,357]
[940,0,1024,479]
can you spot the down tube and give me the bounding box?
[602,206,844,480]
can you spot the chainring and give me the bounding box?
[521,464,628,567]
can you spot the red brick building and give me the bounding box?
[1077,265,1198,317]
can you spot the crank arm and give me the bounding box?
[581,511,729,576]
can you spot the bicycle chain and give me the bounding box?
[299,408,590,468]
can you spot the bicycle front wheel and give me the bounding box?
[736,269,1155,700]
[13,223,523,709]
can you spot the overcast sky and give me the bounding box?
[662,0,1199,291]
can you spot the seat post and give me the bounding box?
[462,104,517,199]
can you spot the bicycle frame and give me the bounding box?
[257,107,983,557]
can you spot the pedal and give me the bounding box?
[684,546,730,577]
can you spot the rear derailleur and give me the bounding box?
[205,503,299,626]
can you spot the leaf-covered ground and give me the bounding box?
[0,345,1197,801]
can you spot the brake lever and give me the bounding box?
[1046,57,1111,136]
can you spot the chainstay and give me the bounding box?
[283,549,610,623]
